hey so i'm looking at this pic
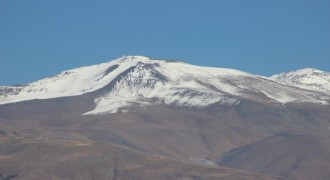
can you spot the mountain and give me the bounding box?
[1,55,330,180]
[271,68,330,94]
[1,56,329,114]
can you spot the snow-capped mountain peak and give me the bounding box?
[272,68,325,79]
[271,68,330,93]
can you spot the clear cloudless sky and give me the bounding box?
[1,0,330,85]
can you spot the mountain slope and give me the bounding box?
[219,133,330,180]
[0,138,284,180]
[1,56,329,114]
[0,56,139,104]
[1,98,329,179]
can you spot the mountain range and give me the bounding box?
[1,56,330,180]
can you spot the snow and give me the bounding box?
[0,56,145,104]
[1,56,330,115]
[271,68,330,94]
[84,57,251,114]
[84,57,330,114]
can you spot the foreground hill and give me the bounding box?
[0,136,283,180]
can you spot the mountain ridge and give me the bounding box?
[1,56,329,114]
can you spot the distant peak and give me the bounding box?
[272,68,326,78]
[270,67,330,94]
[290,68,324,74]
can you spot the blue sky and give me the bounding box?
[1,0,329,85]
